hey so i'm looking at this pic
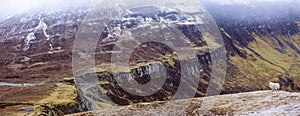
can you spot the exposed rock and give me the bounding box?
[68,91,300,116]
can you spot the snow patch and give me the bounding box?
[177,21,196,25]
[23,32,36,51]
[23,16,53,52]
[36,17,50,40]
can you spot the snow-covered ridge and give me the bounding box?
[103,6,203,39]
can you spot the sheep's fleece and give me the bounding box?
[269,82,280,91]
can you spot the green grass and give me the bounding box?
[225,31,300,92]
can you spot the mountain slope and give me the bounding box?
[0,0,300,115]
[203,1,300,93]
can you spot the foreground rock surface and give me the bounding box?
[68,91,300,116]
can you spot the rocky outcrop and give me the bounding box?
[33,84,88,116]
[79,52,212,109]
[0,83,88,116]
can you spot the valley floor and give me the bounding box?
[0,79,86,116]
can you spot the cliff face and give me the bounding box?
[74,5,219,110]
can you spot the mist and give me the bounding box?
[1,0,300,22]
[0,0,97,22]
[200,0,300,22]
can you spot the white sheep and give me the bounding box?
[269,82,280,92]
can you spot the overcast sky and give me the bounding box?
[0,0,296,21]
[202,0,294,5]
[0,0,63,21]
[0,0,96,21]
